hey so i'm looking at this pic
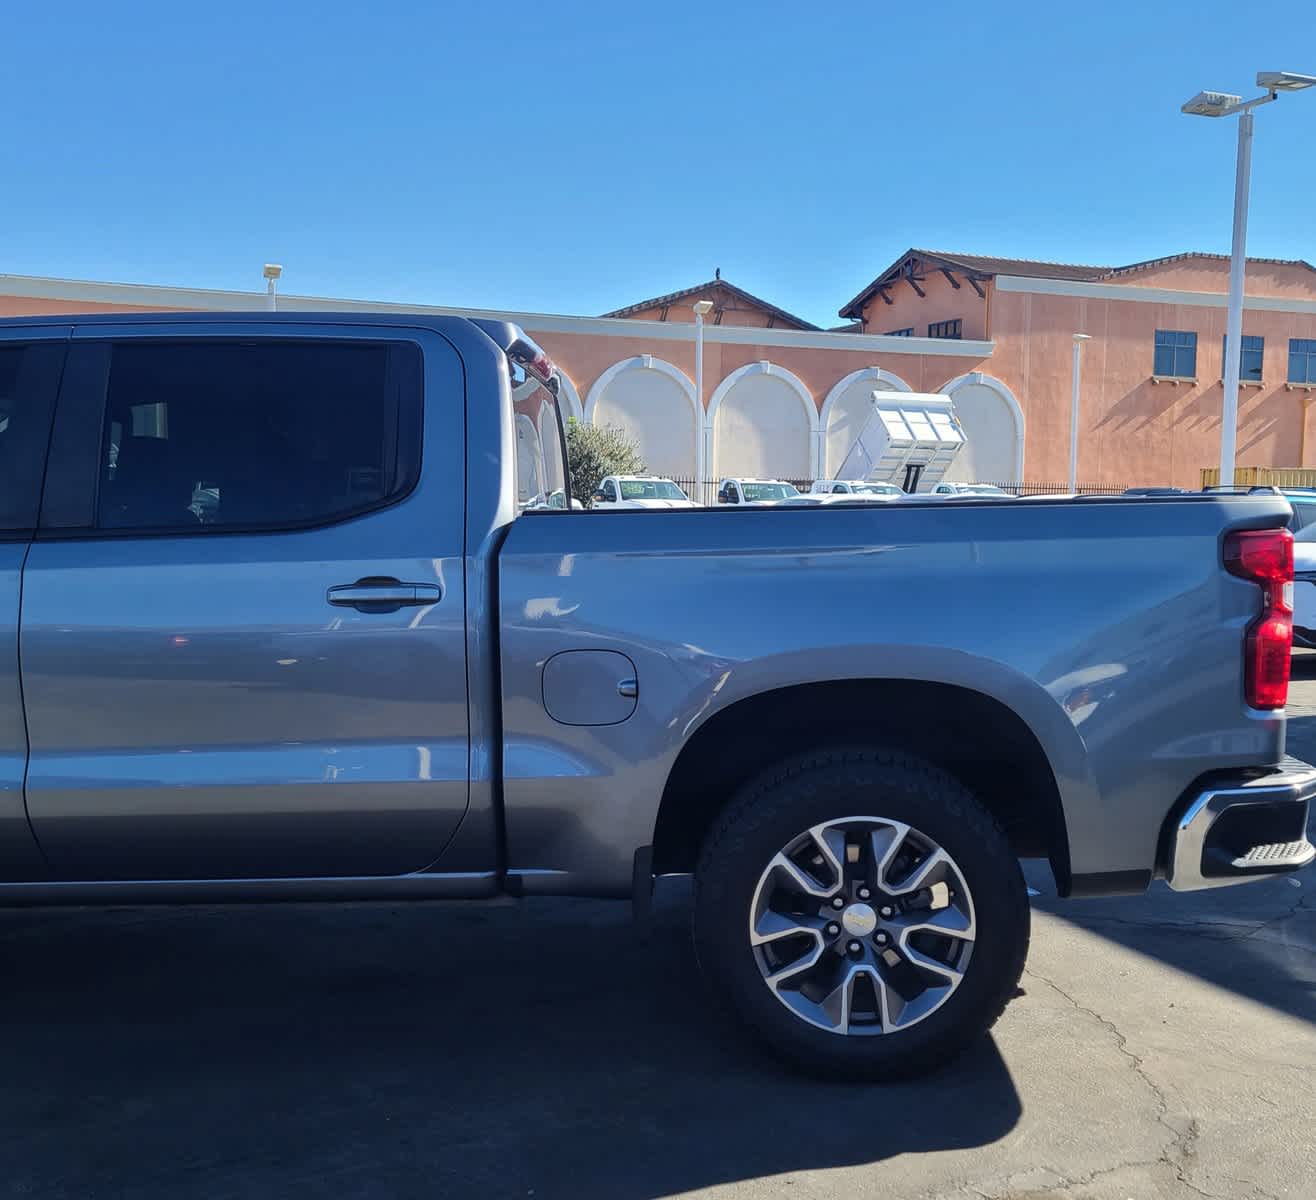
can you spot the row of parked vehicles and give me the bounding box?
[588,476,1012,509]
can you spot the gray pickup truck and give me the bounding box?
[1,312,1312,1079]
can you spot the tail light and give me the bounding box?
[1224,527,1294,709]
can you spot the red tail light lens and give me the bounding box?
[1224,528,1294,709]
[1224,528,1293,583]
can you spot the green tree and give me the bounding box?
[565,418,646,504]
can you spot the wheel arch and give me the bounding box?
[652,677,1075,894]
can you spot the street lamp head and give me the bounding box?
[692,300,714,316]
[262,263,283,281]
[1073,333,1092,343]
[1182,90,1243,116]
[1256,70,1316,92]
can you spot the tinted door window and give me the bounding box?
[0,343,65,532]
[97,340,421,532]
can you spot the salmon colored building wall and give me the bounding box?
[850,254,1316,489]
[858,269,989,341]
[1112,258,1316,299]
[4,257,1316,491]
[535,330,985,413]
[0,296,179,316]
[985,283,1316,488]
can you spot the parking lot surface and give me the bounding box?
[4,667,1315,1200]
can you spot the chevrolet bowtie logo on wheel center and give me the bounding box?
[841,903,878,938]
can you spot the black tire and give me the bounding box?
[693,747,1029,1081]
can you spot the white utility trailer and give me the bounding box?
[833,390,966,493]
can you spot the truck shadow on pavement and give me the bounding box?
[1027,659,1316,1030]
[0,888,1021,1200]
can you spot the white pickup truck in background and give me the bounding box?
[929,482,1013,498]
[809,480,906,500]
[590,476,696,509]
[716,478,805,505]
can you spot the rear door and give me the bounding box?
[0,330,67,880]
[21,323,470,881]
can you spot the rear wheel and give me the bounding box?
[693,749,1029,1080]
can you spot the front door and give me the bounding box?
[21,325,470,881]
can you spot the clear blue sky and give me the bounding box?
[4,0,1313,327]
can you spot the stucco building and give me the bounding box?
[3,248,1315,492]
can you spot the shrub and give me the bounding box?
[565,419,646,503]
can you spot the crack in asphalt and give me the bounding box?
[1225,1178,1282,1200]
[1237,892,1312,946]
[958,1156,1283,1199]
[1021,965,1215,1199]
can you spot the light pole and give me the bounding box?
[1182,71,1315,487]
[1070,333,1091,494]
[263,263,283,311]
[693,299,713,502]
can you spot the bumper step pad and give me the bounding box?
[1230,839,1315,870]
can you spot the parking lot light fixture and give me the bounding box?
[263,263,283,312]
[1181,71,1314,486]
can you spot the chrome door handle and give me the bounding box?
[328,579,443,611]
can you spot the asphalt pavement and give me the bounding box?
[3,669,1315,1200]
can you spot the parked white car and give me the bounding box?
[809,479,906,500]
[591,475,696,509]
[717,478,804,506]
[928,482,1012,498]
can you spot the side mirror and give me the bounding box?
[592,490,607,503]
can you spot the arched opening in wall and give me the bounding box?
[820,368,911,477]
[709,363,815,483]
[586,357,697,480]
[939,374,1024,484]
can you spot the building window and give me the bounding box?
[884,327,914,337]
[1221,334,1264,382]
[1290,339,1316,385]
[1153,330,1197,379]
[927,319,962,340]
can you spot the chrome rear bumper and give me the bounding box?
[1166,760,1316,892]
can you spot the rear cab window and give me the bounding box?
[49,337,423,535]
